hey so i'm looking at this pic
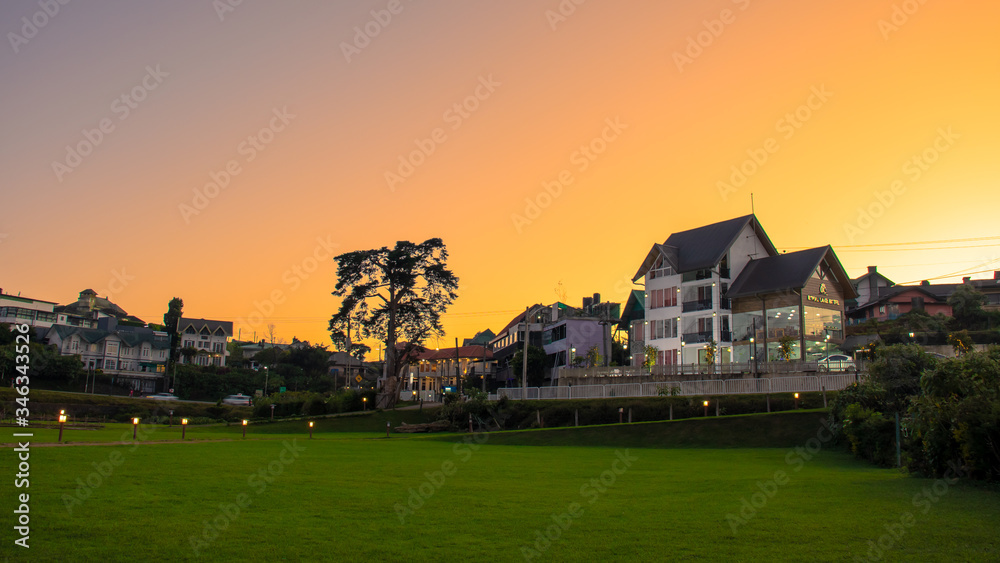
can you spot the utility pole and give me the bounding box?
[455,337,461,397]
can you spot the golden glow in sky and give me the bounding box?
[1,1,998,354]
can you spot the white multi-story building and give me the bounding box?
[0,290,58,329]
[633,215,776,366]
[178,318,233,367]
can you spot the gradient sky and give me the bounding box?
[2,0,998,355]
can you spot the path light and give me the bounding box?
[309,421,314,439]
[703,400,709,417]
[363,397,367,411]
[58,411,67,443]
[387,420,391,438]
[619,407,624,424]
[181,418,188,440]
[132,417,140,440]
[169,409,174,427]
[242,419,248,439]
[271,403,276,421]
[794,393,800,409]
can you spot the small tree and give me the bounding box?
[586,345,602,368]
[643,345,657,371]
[948,330,974,356]
[704,340,717,365]
[778,335,796,362]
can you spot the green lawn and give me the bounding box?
[2,414,998,561]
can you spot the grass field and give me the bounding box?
[2,411,999,561]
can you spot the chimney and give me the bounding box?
[994,271,1000,281]
[921,280,930,286]
[963,277,971,283]
[867,266,877,275]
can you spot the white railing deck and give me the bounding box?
[489,374,859,401]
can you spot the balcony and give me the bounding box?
[682,331,732,344]
[682,298,713,313]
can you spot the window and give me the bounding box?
[650,318,677,340]
[649,287,678,309]
[105,359,116,370]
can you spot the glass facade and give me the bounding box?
[803,306,843,340]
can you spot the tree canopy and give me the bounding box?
[329,238,458,407]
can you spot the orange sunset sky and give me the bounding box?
[1,1,998,355]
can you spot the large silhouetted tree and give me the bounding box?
[329,238,458,408]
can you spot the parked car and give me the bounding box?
[145,392,179,401]
[222,394,252,406]
[816,354,855,372]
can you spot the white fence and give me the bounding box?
[489,374,859,401]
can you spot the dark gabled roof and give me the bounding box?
[726,246,858,300]
[617,289,646,330]
[178,318,233,336]
[634,215,778,280]
[45,324,170,348]
[666,214,777,273]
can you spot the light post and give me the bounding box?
[703,400,709,417]
[181,418,188,440]
[169,409,174,427]
[242,419,248,439]
[270,403,276,421]
[363,397,367,411]
[58,410,67,443]
[132,417,140,440]
[263,367,269,397]
[619,407,624,424]
[794,392,800,409]
[308,421,314,439]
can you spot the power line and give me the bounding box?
[782,235,1000,250]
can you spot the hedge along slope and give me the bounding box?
[433,410,834,449]
[0,388,250,422]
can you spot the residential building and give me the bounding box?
[633,215,775,366]
[617,289,646,365]
[178,318,233,367]
[848,285,952,323]
[850,266,895,310]
[0,290,58,329]
[401,345,495,400]
[489,305,549,385]
[633,215,855,366]
[56,288,145,327]
[44,317,170,393]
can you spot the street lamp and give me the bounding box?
[263,367,269,396]
[242,419,248,439]
[132,417,140,440]
[181,418,188,440]
[58,410,67,443]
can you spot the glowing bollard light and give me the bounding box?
[619,407,624,424]
[132,417,140,440]
[58,411,67,443]
[794,393,800,409]
[703,400,709,417]
[363,397,367,411]
[242,419,248,439]
[271,404,276,421]
[309,421,314,439]
[181,418,188,440]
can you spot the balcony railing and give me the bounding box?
[682,298,713,312]
[682,331,732,344]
